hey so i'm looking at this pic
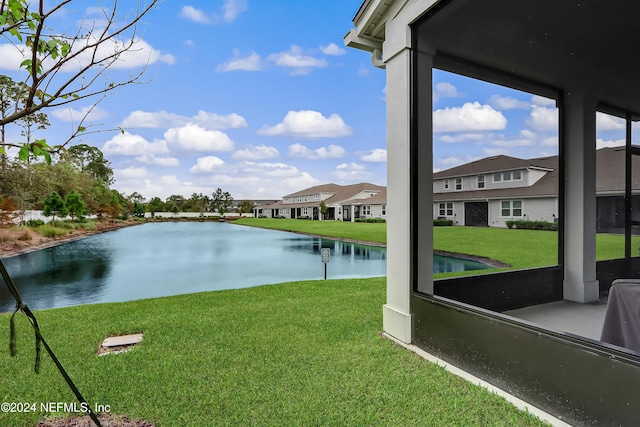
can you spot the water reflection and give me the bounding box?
[433,254,490,273]
[1,222,491,312]
[0,222,387,312]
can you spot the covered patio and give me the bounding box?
[345,1,640,425]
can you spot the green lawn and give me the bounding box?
[236,218,640,272]
[1,279,547,426]
[235,217,387,244]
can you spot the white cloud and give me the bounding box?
[0,44,28,70]
[258,110,352,139]
[51,106,108,122]
[439,133,486,143]
[121,110,247,130]
[357,65,369,77]
[192,111,248,129]
[135,155,180,166]
[267,45,328,75]
[115,166,148,180]
[532,95,556,106]
[433,82,459,102]
[436,155,480,169]
[596,112,626,130]
[596,138,625,149]
[527,106,558,131]
[102,132,168,156]
[488,95,530,110]
[216,50,263,72]
[332,162,371,182]
[242,161,301,178]
[63,36,175,71]
[281,172,320,193]
[164,124,234,152]
[491,138,534,147]
[189,156,225,173]
[433,102,507,133]
[223,0,248,22]
[232,144,280,160]
[320,43,346,56]
[541,136,559,147]
[288,143,345,159]
[180,6,216,24]
[360,148,387,162]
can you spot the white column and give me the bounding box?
[563,90,599,303]
[350,205,355,223]
[383,19,429,343]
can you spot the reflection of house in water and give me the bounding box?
[302,238,386,261]
[346,0,640,425]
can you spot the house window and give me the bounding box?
[302,207,308,216]
[439,202,453,216]
[478,175,485,189]
[455,178,462,190]
[382,204,386,215]
[495,171,522,182]
[362,205,371,216]
[501,200,523,217]
[444,179,450,190]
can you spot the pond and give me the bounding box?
[0,222,492,312]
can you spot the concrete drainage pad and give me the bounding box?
[98,333,143,356]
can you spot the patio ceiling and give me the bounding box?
[416,0,640,115]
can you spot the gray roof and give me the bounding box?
[262,182,386,210]
[435,147,640,202]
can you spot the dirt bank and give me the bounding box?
[0,221,140,259]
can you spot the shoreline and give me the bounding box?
[1,220,510,268]
[233,222,510,268]
[0,221,140,259]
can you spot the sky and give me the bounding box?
[0,0,634,201]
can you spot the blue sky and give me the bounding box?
[0,1,632,201]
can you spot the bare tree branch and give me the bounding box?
[0,0,159,155]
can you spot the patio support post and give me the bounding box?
[562,90,599,303]
[383,18,430,343]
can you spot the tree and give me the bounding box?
[42,191,67,226]
[186,192,209,213]
[0,0,160,162]
[66,144,114,186]
[211,188,233,215]
[319,200,328,220]
[238,199,256,214]
[166,194,185,211]
[147,197,165,215]
[64,190,85,220]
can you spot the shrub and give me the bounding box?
[506,220,557,231]
[357,217,386,223]
[434,219,454,226]
[297,216,311,220]
[76,221,98,231]
[25,219,45,227]
[39,224,71,238]
[55,221,75,229]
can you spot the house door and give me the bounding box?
[465,202,489,227]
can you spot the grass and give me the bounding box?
[236,218,640,272]
[236,217,386,244]
[0,278,547,427]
